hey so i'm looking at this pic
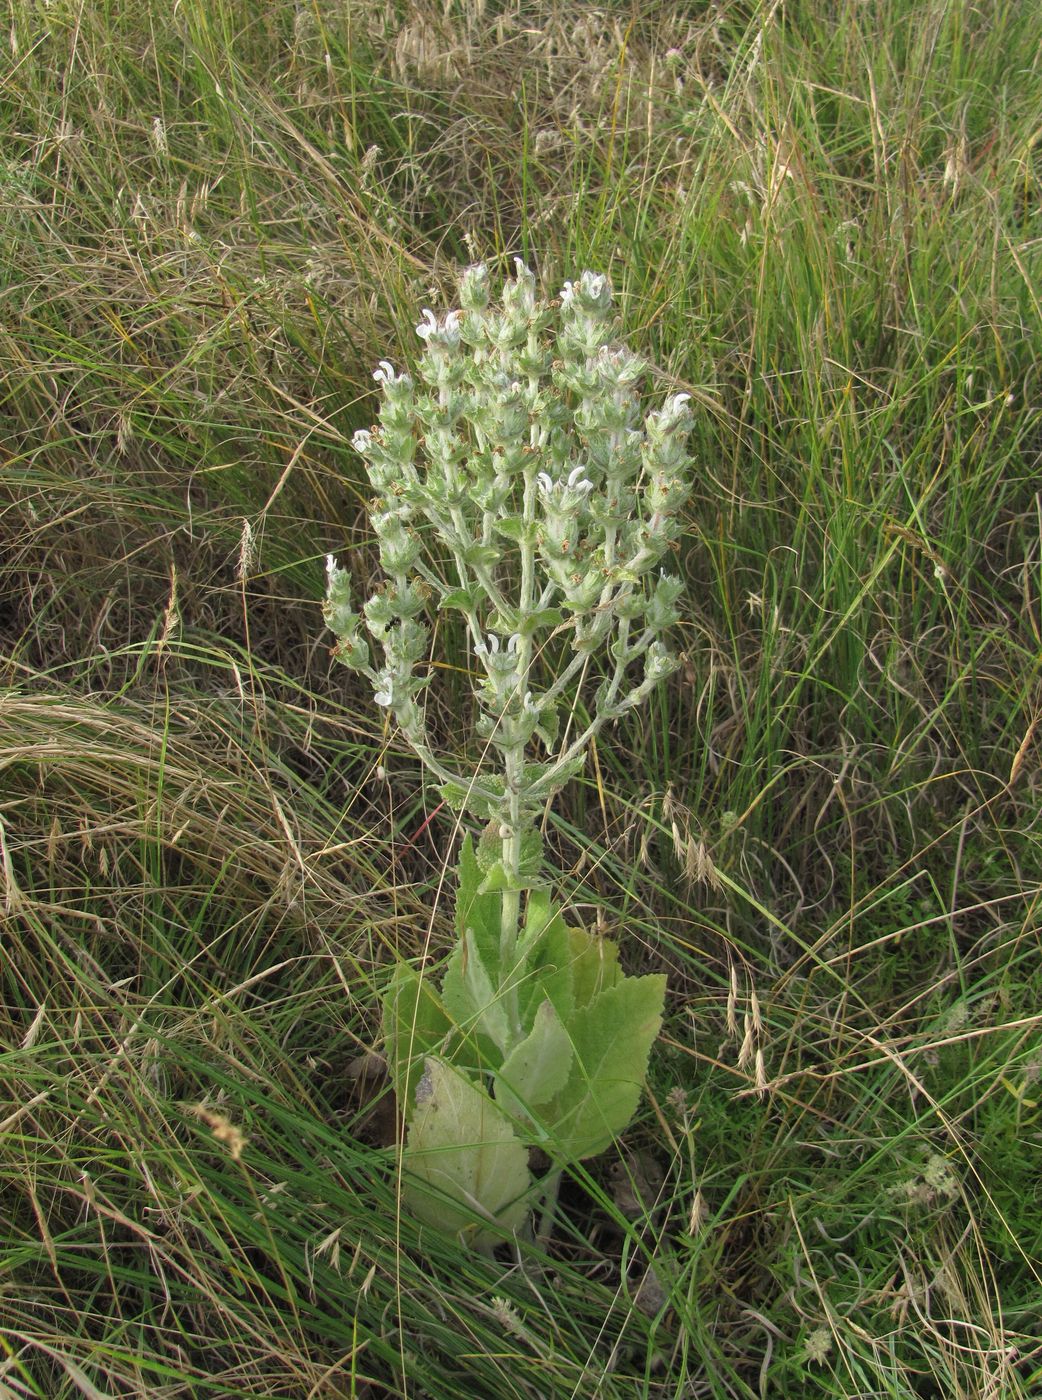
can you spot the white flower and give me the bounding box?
[373,684,393,706]
[325,553,336,578]
[351,429,372,453]
[416,307,462,346]
[474,633,499,656]
[537,466,592,501]
[373,360,397,384]
[561,269,611,312]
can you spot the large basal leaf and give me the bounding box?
[514,888,575,1029]
[566,923,622,1009]
[542,974,666,1161]
[383,963,455,1114]
[494,999,574,1124]
[513,892,623,1030]
[403,1056,532,1250]
[441,929,512,1054]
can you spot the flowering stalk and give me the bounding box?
[326,263,692,962]
[323,260,694,1247]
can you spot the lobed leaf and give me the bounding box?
[540,974,666,1160]
[566,924,622,1009]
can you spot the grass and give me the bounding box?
[2,0,1041,1394]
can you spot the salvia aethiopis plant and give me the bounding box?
[324,260,693,1250]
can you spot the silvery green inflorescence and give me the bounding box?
[324,260,693,852]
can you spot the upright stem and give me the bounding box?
[500,756,522,956]
[498,359,541,1024]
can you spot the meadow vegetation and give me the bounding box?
[1,0,1041,1395]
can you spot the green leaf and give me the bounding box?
[437,780,494,819]
[476,860,540,894]
[474,859,510,892]
[486,608,520,633]
[566,924,622,1009]
[403,1057,532,1250]
[439,586,482,613]
[441,929,512,1055]
[455,835,502,964]
[477,824,544,882]
[530,752,586,798]
[494,1000,574,1123]
[383,964,455,1113]
[441,837,511,1054]
[461,541,502,570]
[475,820,500,874]
[518,607,564,636]
[534,700,560,748]
[514,889,574,1029]
[492,517,537,545]
[518,828,544,878]
[541,974,666,1160]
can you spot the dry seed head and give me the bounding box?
[160,563,180,647]
[491,1296,526,1337]
[670,820,685,863]
[150,116,168,158]
[115,411,134,455]
[686,835,721,891]
[689,1189,708,1236]
[749,987,762,1034]
[21,1001,47,1051]
[726,963,738,1038]
[922,1152,958,1198]
[191,1104,246,1160]
[805,1327,832,1365]
[236,518,255,580]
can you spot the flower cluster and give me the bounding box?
[324,260,693,834]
